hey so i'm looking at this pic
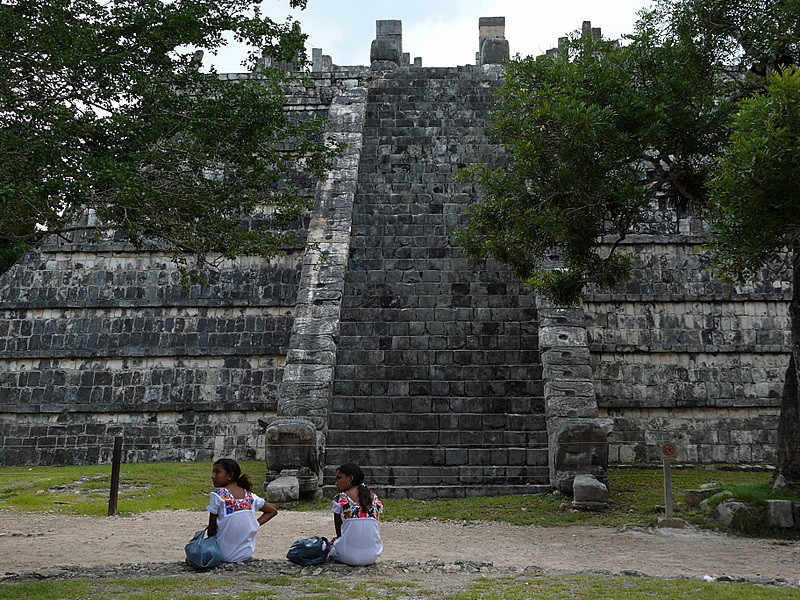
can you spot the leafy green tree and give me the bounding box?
[0,0,340,273]
[457,21,733,304]
[459,0,800,481]
[707,68,800,482]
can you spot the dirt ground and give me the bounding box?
[1,509,799,584]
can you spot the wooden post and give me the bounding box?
[663,457,674,519]
[660,443,676,519]
[657,442,685,528]
[108,436,123,517]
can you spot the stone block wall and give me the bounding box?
[321,66,550,498]
[0,71,369,466]
[0,240,300,464]
[0,39,793,482]
[585,207,791,464]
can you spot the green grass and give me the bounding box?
[447,574,800,600]
[0,572,797,600]
[0,580,91,600]
[0,462,797,536]
[0,461,263,516]
[381,465,799,533]
[96,576,231,599]
[249,575,294,586]
[730,481,799,503]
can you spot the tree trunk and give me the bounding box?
[776,245,800,483]
[776,357,800,482]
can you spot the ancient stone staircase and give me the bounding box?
[322,67,550,498]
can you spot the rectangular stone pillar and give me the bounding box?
[371,19,403,65]
[312,48,322,72]
[478,16,509,66]
[479,16,505,45]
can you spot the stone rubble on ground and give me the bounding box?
[1,558,797,589]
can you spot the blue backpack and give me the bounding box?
[286,536,330,566]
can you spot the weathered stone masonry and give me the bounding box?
[0,72,356,465]
[586,208,790,465]
[0,18,791,499]
[318,65,551,498]
[0,238,298,465]
[266,85,369,498]
[267,21,556,499]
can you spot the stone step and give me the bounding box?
[335,339,541,353]
[319,464,551,499]
[327,411,546,432]
[323,447,549,470]
[322,483,553,500]
[330,396,544,414]
[333,359,543,373]
[333,353,542,368]
[324,428,548,447]
[322,463,551,484]
[365,98,490,105]
[333,381,543,398]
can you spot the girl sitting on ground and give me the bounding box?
[329,463,384,566]
[207,458,278,563]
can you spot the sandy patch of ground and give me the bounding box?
[1,509,799,583]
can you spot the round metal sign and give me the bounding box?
[660,443,677,459]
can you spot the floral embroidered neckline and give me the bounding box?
[214,487,254,515]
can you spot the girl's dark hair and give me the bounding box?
[214,458,252,491]
[337,463,372,510]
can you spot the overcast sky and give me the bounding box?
[207,0,654,72]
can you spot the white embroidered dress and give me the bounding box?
[206,487,265,563]
[329,492,384,566]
